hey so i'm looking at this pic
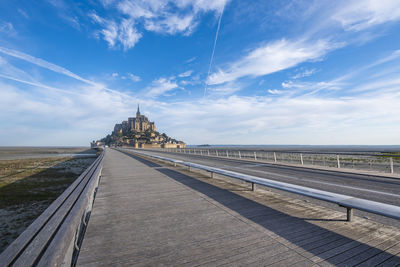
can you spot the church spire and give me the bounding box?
[136,104,140,117]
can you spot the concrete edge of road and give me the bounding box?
[135,148,400,181]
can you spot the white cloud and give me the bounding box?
[17,9,29,19]
[0,22,16,36]
[185,56,196,63]
[207,82,241,96]
[112,72,119,77]
[146,77,179,97]
[0,81,133,145]
[280,80,344,97]
[178,70,193,77]
[128,73,141,82]
[148,92,400,145]
[291,68,317,79]
[351,77,400,93]
[2,65,400,146]
[333,0,400,31]
[144,14,197,35]
[208,39,338,85]
[117,19,142,50]
[268,89,282,95]
[92,14,142,50]
[90,0,230,50]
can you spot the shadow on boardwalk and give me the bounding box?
[123,152,400,266]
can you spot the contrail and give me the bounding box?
[204,6,224,97]
[0,46,136,100]
[0,73,82,95]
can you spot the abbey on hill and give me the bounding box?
[93,105,186,149]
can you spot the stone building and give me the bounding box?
[129,106,156,133]
[112,106,156,136]
[106,105,185,149]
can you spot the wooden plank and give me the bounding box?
[339,233,400,266]
[359,242,400,266]
[76,149,400,266]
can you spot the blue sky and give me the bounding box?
[1,0,400,146]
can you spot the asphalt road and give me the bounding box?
[122,148,400,227]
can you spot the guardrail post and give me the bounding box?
[216,150,219,157]
[346,207,353,222]
[254,152,257,160]
[390,157,394,174]
[337,155,341,168]
[200,150,203,156]
[226,151,229,158]
[208,150,210,156]
[300,154,304,165]
[210,172,214,178]
[251,182,256,191]
[238,151,241,159]
[274,152,277,163]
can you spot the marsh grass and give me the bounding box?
[0,155,97,253]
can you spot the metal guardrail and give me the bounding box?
[0,151,105,267]
[126,149,400,222]
[158,147,399,175]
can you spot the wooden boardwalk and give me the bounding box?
[77,149,400,266]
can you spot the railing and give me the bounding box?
[158,148,400,175]
[125,149,400,222]
[0,151,105,267]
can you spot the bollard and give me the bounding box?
[208,150,210,156]
[210,172,214,178]
[251,182,256,191]
[337,155,341,168]
[239,151,241,159]
[274,152,277,163]
[200,150,203,156]
[300,154,304,165]
[254,152,257,160]
[226,151,229,158]
[216,150,219,157]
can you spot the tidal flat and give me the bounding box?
[0,147,99,253]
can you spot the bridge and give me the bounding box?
[1,148,400,266]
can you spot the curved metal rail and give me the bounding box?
[128,149,400,222]
[0,151,105,267]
